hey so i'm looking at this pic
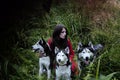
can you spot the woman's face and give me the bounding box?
[59,28,66,39]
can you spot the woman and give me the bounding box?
[47,24,78,77]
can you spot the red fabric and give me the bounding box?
[67,38,74,61]
[47,38,52,47]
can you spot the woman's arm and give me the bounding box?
[68,38,74,61]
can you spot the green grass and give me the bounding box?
[1,0,120,80]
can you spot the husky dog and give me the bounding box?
[55,47,71,80]
[77,41,103,70]
[32,38,51,80]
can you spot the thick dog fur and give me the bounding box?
[55,47,71,80]
[77,41,103,71]
[32,38,51,80]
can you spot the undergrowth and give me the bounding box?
[1,0,120,80]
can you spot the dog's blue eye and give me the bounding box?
[83,52,85,53]
[88,51,90,53]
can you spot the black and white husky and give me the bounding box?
[55,47,71,80]
[77,41,103,70]
[32,38,51,80]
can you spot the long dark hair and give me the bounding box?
[52,24,68,50]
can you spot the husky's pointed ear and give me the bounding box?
[39,39,43,44]
[88,41,94,49]
[65,47,70,54]
[88,41,93,47]
[94,44,103,51]
[77,42,83,52]
[41,37,46,44]
[55,47,59,54]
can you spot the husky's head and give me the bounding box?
[77,42,103,66]
[32,38,46,53]
[55,47,70,66]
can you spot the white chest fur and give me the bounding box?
[39,56,50,65]
[56,65,71,80]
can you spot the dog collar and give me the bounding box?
[56,61,72,67]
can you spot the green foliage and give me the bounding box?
[7,48,39,80]
[2,0,120,80]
